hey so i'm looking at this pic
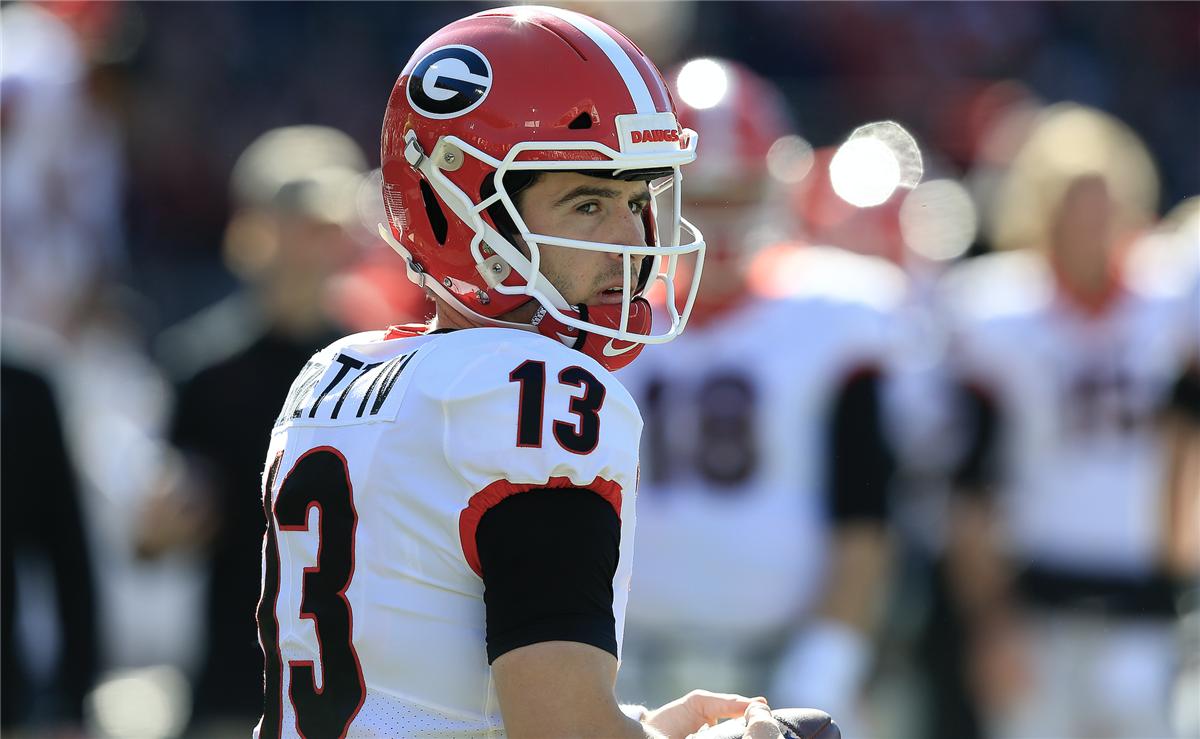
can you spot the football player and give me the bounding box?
[614,57,904,737]
[938,102,1193,739]
[254,8,805,739]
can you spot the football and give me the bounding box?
[696,708,840,739]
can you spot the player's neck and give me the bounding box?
[1052,261,1124,317]
[428,294,542,333]
[429,297,487,332]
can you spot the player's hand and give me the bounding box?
[741,701,784,739]
[137,451,219,559]
[967,612,1032,712]
[643,691,773,739]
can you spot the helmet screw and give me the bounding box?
[476,290,490,305]
[442,277,453,288]
[491,262,504,273]
[444,152,456,164]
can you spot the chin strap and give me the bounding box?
[533,297,653,372]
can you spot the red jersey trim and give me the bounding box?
[459,476,624,578]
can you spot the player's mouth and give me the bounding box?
[594,276,635,305]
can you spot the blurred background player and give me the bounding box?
[153,125,370,383]
[616,57,905,737]
[936,102,1197,739]
[2,3,205,735]
[1,0,128,339]
[1,4,106,731]
[149,124,428,738]
[1124,195,1200,626]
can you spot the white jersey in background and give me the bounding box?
[617,245,903,703]
[943,249,1193,574]
[255,326,641,738]
[939,248,1191,739]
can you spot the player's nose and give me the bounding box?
[603,207,647,254]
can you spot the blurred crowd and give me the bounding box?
[1,2,1196,738]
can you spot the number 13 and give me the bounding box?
[510,360,606,454]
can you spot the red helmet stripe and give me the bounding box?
[538,6,656,115]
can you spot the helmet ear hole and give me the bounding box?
[419,179,449,245]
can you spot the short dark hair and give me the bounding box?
[505,171,545,215]
[482,171,545,248]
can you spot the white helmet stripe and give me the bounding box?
[535,6,656,114]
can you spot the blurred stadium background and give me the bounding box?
[10,0,1194,333]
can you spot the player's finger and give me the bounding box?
[744,701,783,739]
[685,690,763,726]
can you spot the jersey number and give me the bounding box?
[259,447,365,738]
[510,360,606,454]
[643,372,758,487]
[1066,366,1143,436]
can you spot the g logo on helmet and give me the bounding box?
[407,45,493,119]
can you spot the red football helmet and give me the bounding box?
[379,5,704,370]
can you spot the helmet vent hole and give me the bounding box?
[568,112,593,130]
[419,179,449,245]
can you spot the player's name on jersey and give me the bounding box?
[274,348,423,428]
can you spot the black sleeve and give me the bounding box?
[830,372,894,522]
[475,487,620,665]
[1170,365,1200,422]
[951,383,1000,497]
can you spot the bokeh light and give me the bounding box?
[830,121,923,208]
[830,138,901,207]
[899,179,978,261]
[767,134,815,185]
[85,665,191,739]
[675,58,728,110]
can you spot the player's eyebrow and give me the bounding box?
[554,184,650,208]
[553,184,623,207]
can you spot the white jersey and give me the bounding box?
[619,245,902,639]
[255,326,641,738]
[941,249,1195,576]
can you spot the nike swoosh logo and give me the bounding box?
[602,339,638,356]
